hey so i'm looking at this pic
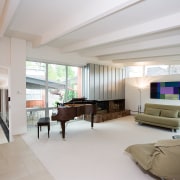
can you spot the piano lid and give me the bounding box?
[65,97,87,103]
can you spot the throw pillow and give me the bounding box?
[145,108,161,116]
[178,111,180,118]
[160,109,178,118]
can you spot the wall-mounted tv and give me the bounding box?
[150,81,180,100]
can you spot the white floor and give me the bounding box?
[0,136,54,180]
[22,115,177,180]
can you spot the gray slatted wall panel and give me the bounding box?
[85,63,125,100]
[108,66,112,99]
[111,67,116,99]
[89,64,95,99]
[118,68,124,99]
[82,66,88,98]
[104,66,108,99]
[115,68,120,99]
[94,64,100,99]
[100,65,104,100]
[121,68,125,98]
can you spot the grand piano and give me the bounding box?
[51,98,97,139]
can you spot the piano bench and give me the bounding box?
[37,117,50,139]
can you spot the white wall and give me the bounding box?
[125,74,180,114]
[9,38,27,137]
[0,37,26,139]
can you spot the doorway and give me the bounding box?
[0,89,9,143]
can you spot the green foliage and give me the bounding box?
[48,64,66,82]
[67,90,77,101]
[68,66,75,79]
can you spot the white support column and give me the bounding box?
[9,38,27,139]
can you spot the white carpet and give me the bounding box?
[22,116,176,180]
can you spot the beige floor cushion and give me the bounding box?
[125,139,180,179]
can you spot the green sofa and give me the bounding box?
[135,103,180,132]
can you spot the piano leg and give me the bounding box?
[91,113,94,129]
[60,121,66,139]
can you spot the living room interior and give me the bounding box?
[0,0,180,179]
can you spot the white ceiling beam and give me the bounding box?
[112,55,180,64]
[61,12,180,53]
[82,35,180,57]
[34,0,142,47]
[98,46,180,61]
[0,0,21,37]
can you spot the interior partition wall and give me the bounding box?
[83,64,125,100]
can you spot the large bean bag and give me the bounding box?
[125,139,180,179]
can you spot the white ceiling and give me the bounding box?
[1,0,180,86]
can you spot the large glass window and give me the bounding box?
[145,65,169,76]
[48,64,66,107]
[170,65,180,75]
[26,61,83,126]
[125,66,143,78]
[47,64,82,107]
[67,66,82,101]
[26,61,46,108]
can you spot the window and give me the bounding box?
[125,66,143,78]
[47,64,82,107]
[67,66,82,101]
[48,64,66,107]
[26,61,46,80]
[26,61,46,108]
[145,65,169,76]
[26,61,82,110]
[170,65,180,75]
[125,64,180,78]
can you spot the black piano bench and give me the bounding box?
[37,117,50,139]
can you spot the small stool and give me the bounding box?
[37,117,50,139]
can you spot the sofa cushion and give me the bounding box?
[135,114,180,127]
[160,109,178,118]
[145,108,161,116]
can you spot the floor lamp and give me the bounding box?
[138,88,142,113]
